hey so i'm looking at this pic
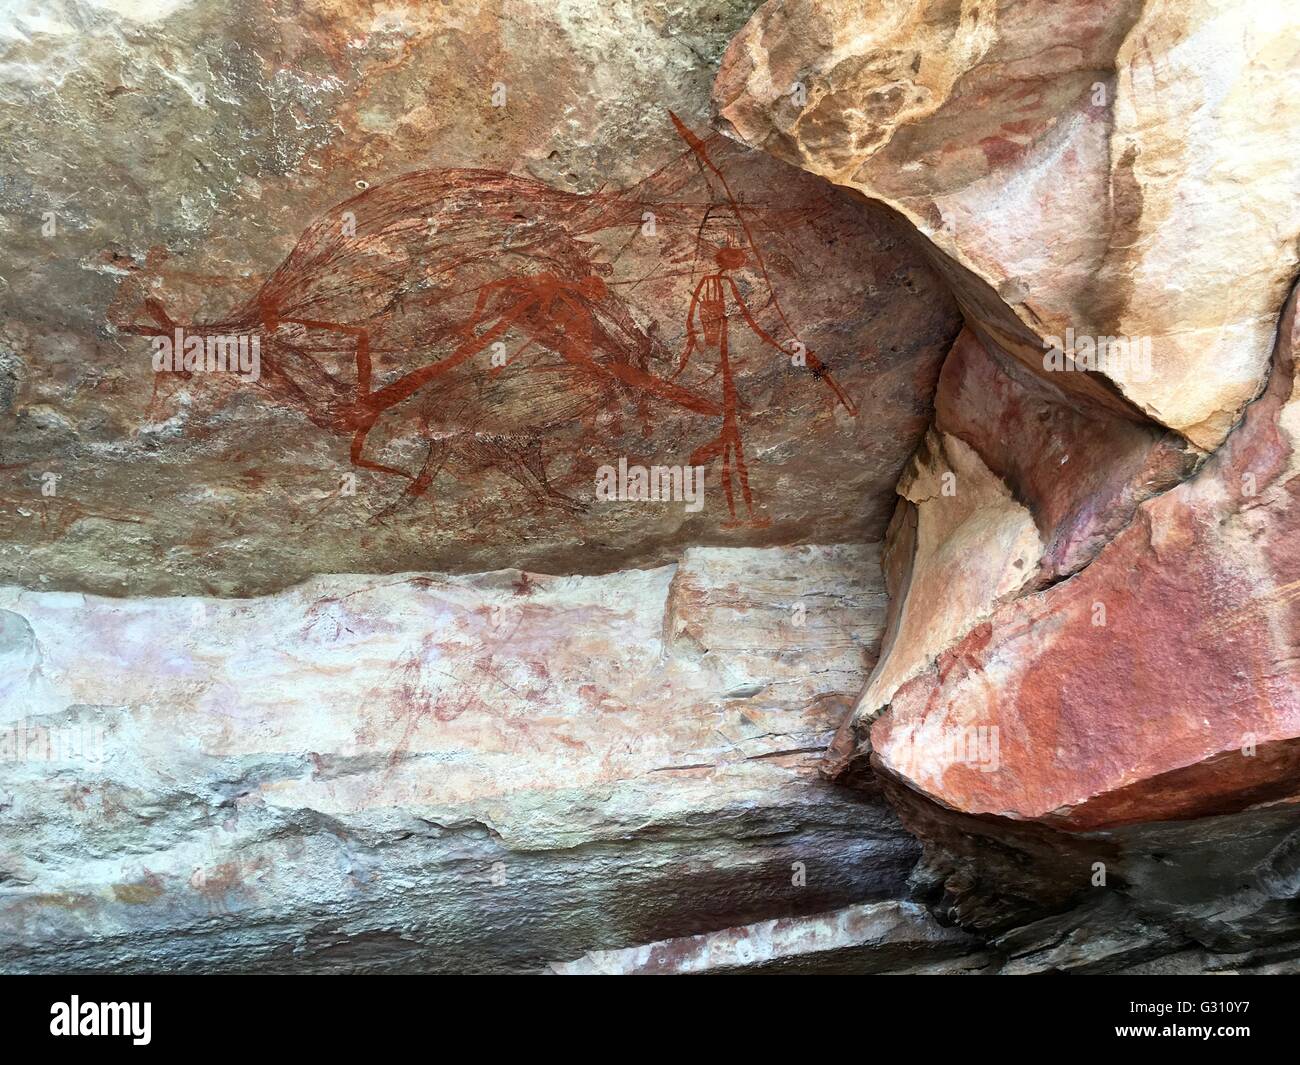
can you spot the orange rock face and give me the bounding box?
[873,294,1300,829]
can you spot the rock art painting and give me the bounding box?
[119,115,856,528]
[0,75,956,596]
[5,0,1300,1009]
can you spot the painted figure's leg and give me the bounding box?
[373,436,451,521]
[350,423,411,480]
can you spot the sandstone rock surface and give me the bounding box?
[828,325,1194,759]
[873,292,1300,828]
[0,544,921,973]
[718,0,1300,840]
[0,0,958,598]
[716,0,1300,449]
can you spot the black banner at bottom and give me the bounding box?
[0,973,1292,1053]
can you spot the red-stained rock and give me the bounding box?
[826,327,1194,778]
[934,329,1193,580]
[872,293,1300,830]
[718,0,1300,839]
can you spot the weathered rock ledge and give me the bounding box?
[1,545,923,973]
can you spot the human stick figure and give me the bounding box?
[668,112,858,525]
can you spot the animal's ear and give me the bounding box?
[143,298,176,330]
[118,300,171,337]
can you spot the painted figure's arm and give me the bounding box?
[725,277,858,416]
[671,284,703,380]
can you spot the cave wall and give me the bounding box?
[4,0,1300,975]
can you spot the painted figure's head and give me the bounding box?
[715,246,746,271]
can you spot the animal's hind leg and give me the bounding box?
[350,424,413,481]
[484,435,585,515]
[405,436,450,502]
[373,435,450,521]
[514,437,586,514]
